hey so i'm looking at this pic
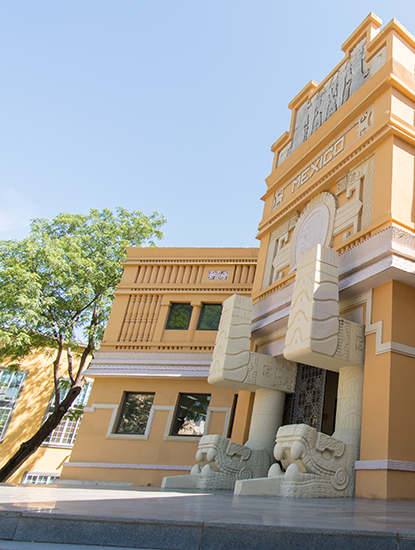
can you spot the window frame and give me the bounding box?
[165,303,193,330]
[0,368,28,442]
[171,392,211,437]
[42,380,92,448]
[22,472,58,485]
[114,391,155,436]
[196,303,223,331]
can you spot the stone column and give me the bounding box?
[245,388,286,458]
[333,365,364,447]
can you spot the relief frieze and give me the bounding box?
[272,106,373,211]
[276,39,385,167]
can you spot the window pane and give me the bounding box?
[166,304,193,330]
[197,304,222,330]
[116,392,154,435]
[43,381,92,447]
[172,393,210,436]
[0,369,27,441]
[22,473,58,485]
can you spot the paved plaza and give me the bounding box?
[0,483,415,549]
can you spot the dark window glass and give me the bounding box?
[166,303,193,330]
[171,393,211,436]
[116,392,155,435]
[197,304,222,330]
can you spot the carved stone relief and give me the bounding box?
[209,294,297,392]
[284,244,365,372]
[262,212,299,289]
[277,40,385,166]
[335,155,375,240]
[289,192,337,271]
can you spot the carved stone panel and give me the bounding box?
[277,40,385,166]
[289,192,337,271]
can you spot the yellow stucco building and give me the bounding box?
[0,350,91,484]
[62,13,415,500]
[61,247,258,487]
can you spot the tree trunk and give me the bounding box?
[0,384,82,482]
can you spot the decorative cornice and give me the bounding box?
[114,285,254,295]
[85,365,210,378]
[124,258,258,266]
[86,351,213,378]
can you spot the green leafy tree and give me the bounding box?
[0,208,165,481]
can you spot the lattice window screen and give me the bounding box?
[283,364,326,431]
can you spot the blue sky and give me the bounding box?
[1,1,414,248]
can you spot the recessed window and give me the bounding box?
[166,303,193,330]
[197,304,222,330]
[171,393,211,436]
[115,392,155,435]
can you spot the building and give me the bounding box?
[0,350,91,484]
[61,247,258,487]
[65,13,415,499]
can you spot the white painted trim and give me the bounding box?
[62,462,192,471]
[85,366,210,378]
[355,460,415,472]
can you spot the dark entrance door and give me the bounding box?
[283,364,338,435]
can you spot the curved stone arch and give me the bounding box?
[290,192,337,271]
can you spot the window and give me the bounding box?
[44,381,92,447]
[166,303,193,330]
[171,393,210,436]
[0,369,27,441]
[115,392,155,435]
[197,304,222,330]
[22,472,58,485]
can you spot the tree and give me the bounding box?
[0,207,166,481]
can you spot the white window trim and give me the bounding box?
[87,402,232,442]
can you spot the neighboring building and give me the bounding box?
[0,350,91,484]
[65,13,415,500]
[61,247,258,487]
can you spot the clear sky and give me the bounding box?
[1,1,414,248]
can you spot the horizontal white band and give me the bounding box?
[355,460,415,472]
[84,365,210,378]
[62,462,192,471]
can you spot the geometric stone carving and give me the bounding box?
[209,294,297,392]
[272,423,356,497]
[262,212,299,287]
[289,192,337,272]
[277,38,385,166]
[186,387,287,490]
[335,154,375,240]
[192,435,271,490]
[270,364,364,498]
[235,364,364,498]
[284,244,365,372]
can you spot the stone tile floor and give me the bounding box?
[1,483,415,549]
[0,483,414,534]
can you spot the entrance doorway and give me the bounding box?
[283,364,338,435]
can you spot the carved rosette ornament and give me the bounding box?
[290,192,337,271]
